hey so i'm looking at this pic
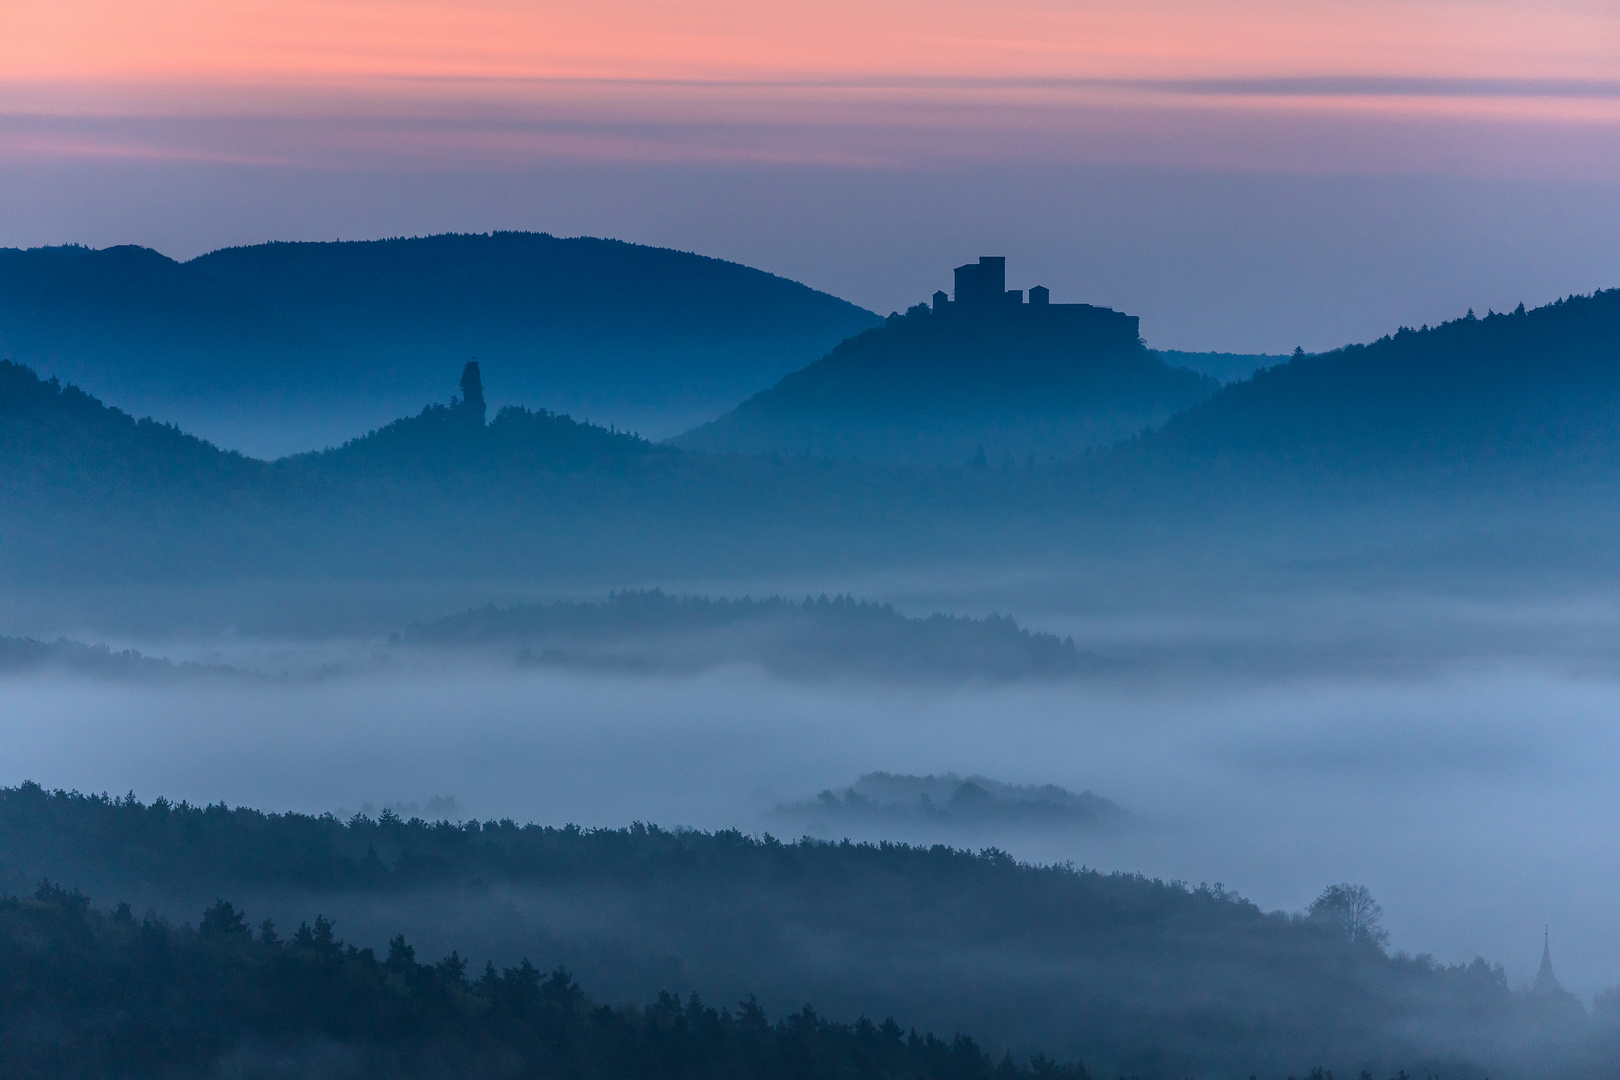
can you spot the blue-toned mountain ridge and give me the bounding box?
[0,233,880,456]
[4,291,1620,586]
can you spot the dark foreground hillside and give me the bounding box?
[2,785,1611,1079]
[1,883,1090,1080]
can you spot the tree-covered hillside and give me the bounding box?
[0,358,263,492]
[403,590,1090,680]
[6,289,1620,591]
[1134,291,1620,484]
[675,301,1217,465]
[0,359,1034,585]
[0,784,1608,1079]
[0,235,880,455]
[0,636,220,680]
[1151,349,1290,383]
[0,244,311,397]
[0,882,1093,1080]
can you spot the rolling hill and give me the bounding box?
[6,289,1620,593]
[402,590,1091,680]
[1130,291,1620,488]
[0,234,880,456]
[0,785,1601,1079]
[674,260,1218,465]
[1151,348,1291,383]
[0,359,990,586]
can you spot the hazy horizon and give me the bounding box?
[6,1,1618,355]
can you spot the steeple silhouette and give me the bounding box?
[1532,925,1561,994]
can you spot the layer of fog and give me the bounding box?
[3,588,1618,1003]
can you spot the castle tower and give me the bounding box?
[953,257,1007,310]
[1532,926,1561,994]
[459,360,487,426]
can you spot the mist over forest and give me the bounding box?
[3,238,1620,1078]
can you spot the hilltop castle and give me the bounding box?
[925,257,1140,345]
[934,256,1024,311]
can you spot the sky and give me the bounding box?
[2,0,1619,348]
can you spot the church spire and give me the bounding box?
[1533,925,1561,994]
[457,360,486,426]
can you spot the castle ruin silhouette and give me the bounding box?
[927,257,1139,347]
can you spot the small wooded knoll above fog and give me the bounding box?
[0,636,227,680]
[0,592,1085,684]
[404,591,1092,681]
[774,772,1128,831]
[4,291,1620,590]
[0,235,879,453]
[0,785,1611,1079]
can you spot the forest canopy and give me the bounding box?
[0,784,1610,1079]
[403,590,1092,681]
[0,880,1091,1080]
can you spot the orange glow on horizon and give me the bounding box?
[5,0,1617,87]
[4,0,1615,182]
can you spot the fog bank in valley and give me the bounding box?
[2,584,1616,1005]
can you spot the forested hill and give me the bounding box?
[0,234,879,456]
[284,371,671,482]
[1126,291,1620,487]
[0,636,223,680]
[1,883,1095,1080]
[1151,348,1291,383]
[0,359,264,495]
[0,784,1607,1079]
[403,590,1091,680]
[8,291,1620,588]
[0,244,308,390]
[673,300,1217,466]
[0,359,1001,583]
